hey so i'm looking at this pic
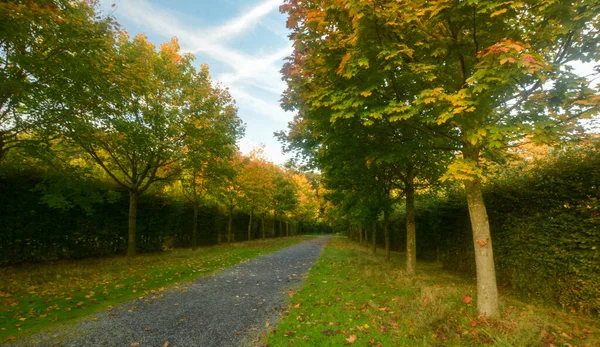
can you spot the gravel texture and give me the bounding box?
[7,236,329,347]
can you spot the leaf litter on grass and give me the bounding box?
[267,238,600,346]
[0,237,309,342]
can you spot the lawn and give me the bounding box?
[267,237,600,346]
[0,236,308,343]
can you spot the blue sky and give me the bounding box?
[99,0,293,164]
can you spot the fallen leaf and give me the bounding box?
[470,320,477,327]
[130,343,139,347]
[163,342,169,347]
[284,330,295,336]
[477,240,487,247]
[463,295,472,305]
[346,334,357,344]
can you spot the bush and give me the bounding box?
[0,168,266,265]
[405,141,600,313]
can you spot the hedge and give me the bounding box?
[0,168,294,265]
[402,142,600,313]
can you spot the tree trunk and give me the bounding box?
[227,205,233,244]
[248,208,253,241]
[261,216,265,239]
[127,190,138,257]
[384,210,390,261]
[358,225,363,245]
[464,178,499,317]
[371,223,376,254]
[192,204,198,251]
[406,184,417,276]
[272,212,276,237]
[286,221,289,236]
[279,220,283,237]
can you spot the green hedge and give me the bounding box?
[406,142,600,313]
[0,168,286,265]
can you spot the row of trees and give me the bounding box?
[176,148,322,249]
[277,0,599,316]
[1,1,323,259]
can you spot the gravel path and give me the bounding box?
[8,236,329,347]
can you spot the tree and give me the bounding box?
[216,154,246,244]
[237,150,275,241]
[272,169,298,237]
[280,0,600,316]
[64,34,211,256]
[180,79,242,250]
[0,0,116,164]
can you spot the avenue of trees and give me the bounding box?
[277,0,599,317]
[0,1,325,263]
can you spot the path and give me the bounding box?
[8,236,329,347]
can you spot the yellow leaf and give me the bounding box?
[490,8,508,17]
[360,91,372,97]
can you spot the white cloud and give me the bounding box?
[227,85,290,122]
[100,0,294,162]
[209,0,283,41]
[108,0,291,115]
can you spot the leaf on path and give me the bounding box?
[163,342,169,347]
[130,343,139,346]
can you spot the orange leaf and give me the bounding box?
[463,295,472,305]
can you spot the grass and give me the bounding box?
[0,236,309,343]
[266,237,600,346]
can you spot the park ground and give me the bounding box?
[266,237,600,347]
[1,236,599,346]
[0,236,310,343]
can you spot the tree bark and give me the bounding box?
[248,208,253,241]
[464,178,499,317]
[371,223,376,254]
[280,220,283,237]
[406,184,417,276]
[192,204,198,251]
[227,205,233,244]
[261,216,265,239]
[358,225,363,245]
[272,212,276,237]
[286,221,289,236]
[384,210,390,261]
[127,190,138,257]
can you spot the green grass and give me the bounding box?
[267,238,600,346]
[0,236,309,343]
